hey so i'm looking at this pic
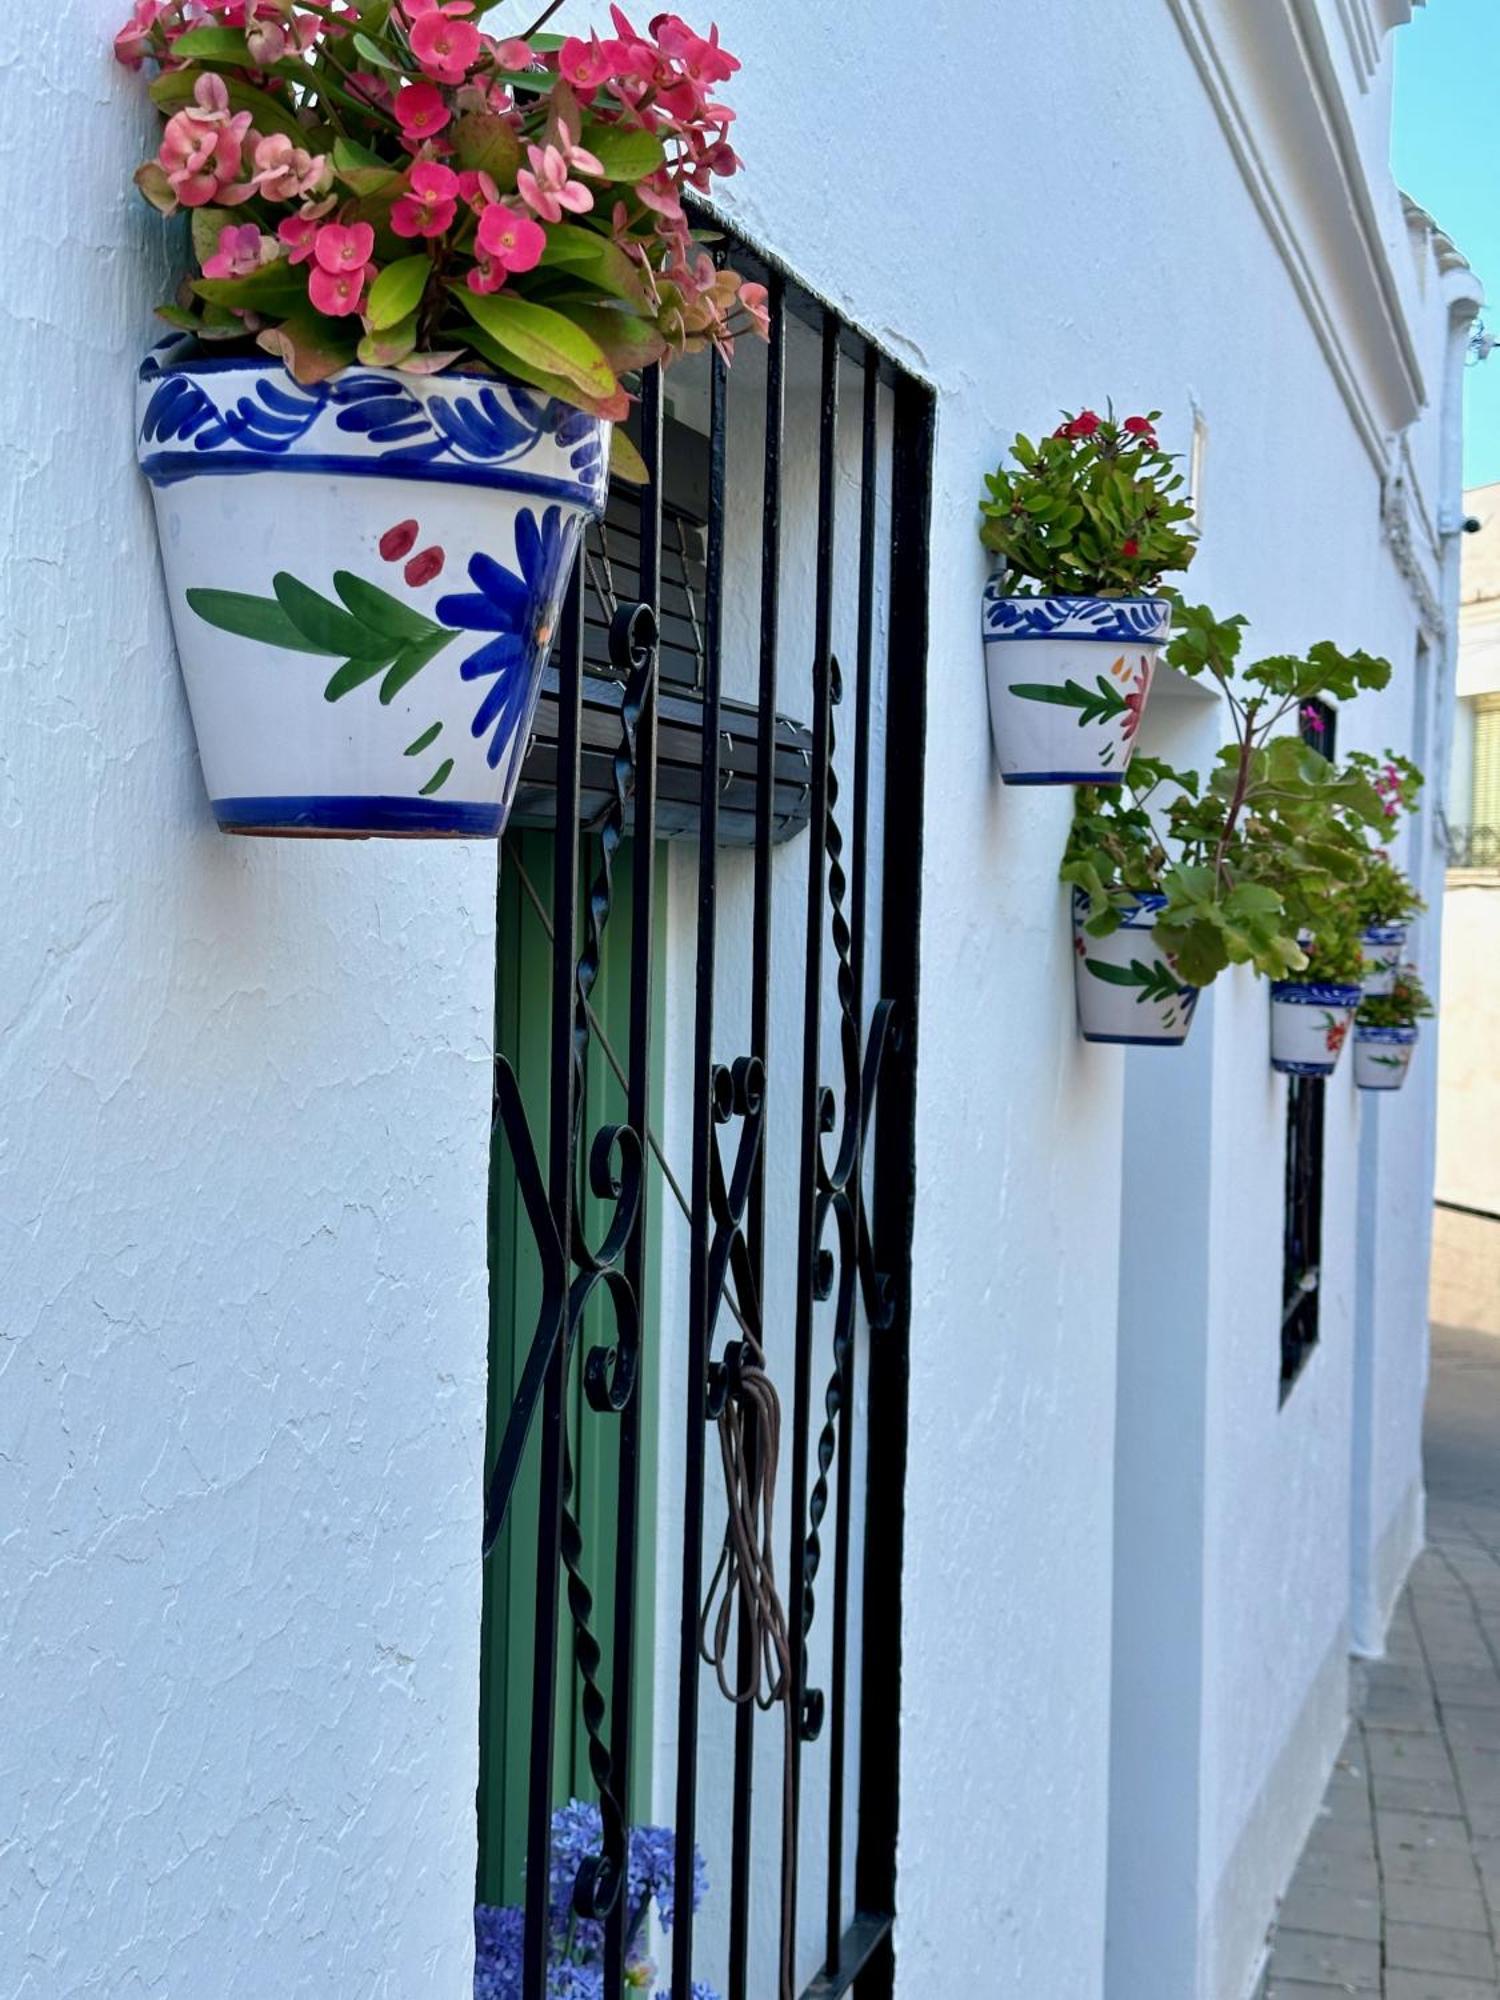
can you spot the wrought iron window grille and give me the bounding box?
[480,234,935,2000]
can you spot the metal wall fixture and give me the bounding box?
[481,228,936,2000]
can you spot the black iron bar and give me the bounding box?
[522,563,585,1998]
[672,344,728,1998]
[784,310,841,1975]
[852,374,935,1996]
[603,369,663,1998]
[823,354,881,1966]
[726,271,786,2000]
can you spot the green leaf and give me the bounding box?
[452,113,522,188]
[352,29,407,70]
[538,223,652,308]
[323,655,394,701]
[367,254,432,331]
[405,721,444,756]
[357,314,420,368]
[169,26,252,61]
[380,629,455,703]
[419,757,455,795]
[331,572,445,644]
[186,587,336,654]
[580,121,666,182]
[565,305,665,375]
[274,573,385,657]
[134,162,177,215]
[459,291,619,400]
[609,428,650,486]
[194,264,309,313]
[256,312,359,385]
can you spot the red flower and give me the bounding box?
[405,546,446,587]
[1120,659,1150,741]
[1067,409,1101,438]
[1122,415,1156,441]
[1121,538,1140,558]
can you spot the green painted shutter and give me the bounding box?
[477,830,665,1906]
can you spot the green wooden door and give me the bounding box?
[477,830,665,1906]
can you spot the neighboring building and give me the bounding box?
[0,6,1481,2000]
[1433,485,1500,1330]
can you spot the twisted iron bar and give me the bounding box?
[796,659,898,1743]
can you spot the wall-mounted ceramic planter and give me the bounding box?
[1269,981,1362,1077]
[1072,891,1199,1046]
[1353,1023,1418,1091]
[981,590,1171,785]
[137,342,608,838]
[1359,923,1408,996]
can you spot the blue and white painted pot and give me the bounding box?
[1072,891,1199,1046]
[1360,923,1408,997]
[981,589,1171,785]
[1353,1023,1418,1091]
[136,341,608,837]
[1269,981,1363,1077]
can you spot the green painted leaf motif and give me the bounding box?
[380,630,456,705]
[420,757,455,796]
[1008,675,1128,728]
[1085,955,1183,1005]
[322,655,393,702]
[405,721,444,757]
[332,571,442,643]
[274,573,384,657]
[186,587,340,655]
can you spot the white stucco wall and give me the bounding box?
[0,13,491,1996]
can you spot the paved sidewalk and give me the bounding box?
[1263,1323,1500,1999]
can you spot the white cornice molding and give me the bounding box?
[1165,0,1427,474]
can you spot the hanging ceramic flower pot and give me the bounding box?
[137,343,608,838]
[1072,891,1199,1045]
[1353,1024,1418,1091]
[1269,981,1362,1077]
[1359,923,1408,996]
[981,591,1171,785]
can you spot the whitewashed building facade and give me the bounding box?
[0,3,1481,1999]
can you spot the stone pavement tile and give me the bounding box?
[1383,1845,1483,1889]
[1266,1987,1380,2000]
[1383,1879,1492,1933]
[1385,1977,1500,2000]
[1443,1708,1500,1752]
[1379,1810,1476,1855]
[1374,1776,1468,1817]
[1386,1923,1498,1980]
[1276,1880,1382,1941]
[1369,1734,1460,1780]
[1430,1675,1500,1711]
[1265,1929,1380,1988]
[1295,1848,1382,1897]
[1463,1801,1500,1841]
[1452,1749,1500,1801]
[1304,1817,1380,1862]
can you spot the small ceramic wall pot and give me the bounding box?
[1353,1023,1418,1091]
[136,341,609,838]
[1073,891,1199,1046]
[981,590,1171,785]
[1269,981,1363,1077]
[1360,923,1408,997]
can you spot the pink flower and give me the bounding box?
[246,17,288,63]
[314,220,376,274]
[247,132,331,202]
[475,202,546,271]
[392,160,460,238]
[157,73,257,208]
[559,32,625,90]
[278,212,321,264]
[634,169,685,223]
[308,263,370,316]
[652,14,739,86]
[1122,415,1157,441]
[491,36,534,68]
[114,0,162,68]
[517,143,595,222]
[395,79,451,142]
[737,280,769,339]
[410,8,481,83]
[201,221,276,279]
[1300,704,1326,736]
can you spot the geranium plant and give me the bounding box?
[979,407,1199,597]
[1064,607,1396,986]
[115,0,766,417]
[1355,850,1425,928]
[1357,963,1434,1029]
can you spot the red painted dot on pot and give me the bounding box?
[380,519,419,562]
[405,547,446,587]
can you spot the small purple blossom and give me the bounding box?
[1300,703,1325,736]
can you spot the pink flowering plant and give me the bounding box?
[979,407,1199,597]
[116,0,766,420]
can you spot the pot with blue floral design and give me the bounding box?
[981,589,1171,785]
[1072,891,1199,1045]
[136,341,608,837]
[1353,1024,1418,1091]
[1360,923,1408,996]
[1269,980,1362,1077]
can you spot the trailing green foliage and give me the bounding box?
[1358,965,1434,1029]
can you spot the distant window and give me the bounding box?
[1473,694,1500,834]
[1280,698,1336,1399]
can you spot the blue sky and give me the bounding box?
[1393,0,1500,490]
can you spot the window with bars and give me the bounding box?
[1280,696,1336,1398]
[476,232,935,2000]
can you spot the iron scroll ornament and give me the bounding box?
[482,599,658,1926]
